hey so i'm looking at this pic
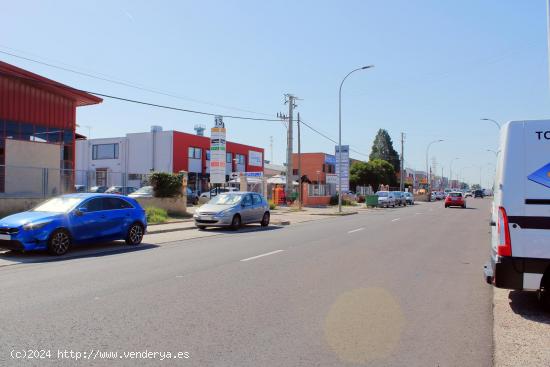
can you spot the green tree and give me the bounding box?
[369,129,400,172]
[349,159,396,190]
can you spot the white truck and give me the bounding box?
[484,120,550,308]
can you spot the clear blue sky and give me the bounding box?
[3,0,550,187]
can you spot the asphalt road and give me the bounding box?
[0,199,493,367]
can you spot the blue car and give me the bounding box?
[0,193,147,256]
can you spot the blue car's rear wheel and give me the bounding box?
[126,223,144,245]
[48,229,71,256]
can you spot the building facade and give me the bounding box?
[0,61,101,196]
[76,128,264,192]
[291,152,336,184]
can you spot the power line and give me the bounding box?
[0,70,282,122]
[299,119,370,158]
[0,48,275,117]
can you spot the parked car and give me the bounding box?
[474,189,484,198]
[393,191,407,206]
[89,185,108,193]
[193,192,270,230]
[430,191,437,201]
[186,188,199,206]
[484,119,550,309]
[105,186,137,195]
[128,186,153,198]
[376,191,396,208]
[464,191,473,198]
[0,194,147,256]
[445,192,466,208]
[404,192,414,205]
[74,185,86,193]
[435,191,445,200]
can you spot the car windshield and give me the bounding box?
[133,186,153,194]
[377,192,388,197]
[31,197,83,213]
[208,193,243,205]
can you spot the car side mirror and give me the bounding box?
[75,207,87,216]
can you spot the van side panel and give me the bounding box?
[503,120,550,259]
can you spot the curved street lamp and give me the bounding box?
[338,65,374,213]
[425,139,443,200]
[481,118,501,130]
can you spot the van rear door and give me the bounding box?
[509,120,550,259]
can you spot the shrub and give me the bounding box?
[149,172,183,198]
[330,194,338,205]
[145,206,168,224]
[357,195,366,203]
[268,200,276,210]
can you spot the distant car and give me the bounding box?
[74,185,86,193]
[105,186,137,196]
[376,191,396,208]
[128,186,153,198]
[464,191,473,198]
[193,192,270,230]
[445,192,466,208]
[393,191,407,206]
[404,192,414,205]
[0,194,147,255]
[186,188,199,206]
[474,189,484,198]
[436,192,445,200]
[89,186,108,193]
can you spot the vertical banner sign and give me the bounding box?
[335,145,350,192]
[210,116,227,184]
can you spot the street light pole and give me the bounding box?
[425,139,443,200]
[449,157,460,189]
[481,118,500,130]
[338,65,374,213]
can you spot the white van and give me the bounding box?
[484,120,550,307]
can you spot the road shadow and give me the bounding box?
[508,290,550,322]
[0,241,158,265]
[199,224,284,235]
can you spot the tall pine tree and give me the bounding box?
[369,129,400,172]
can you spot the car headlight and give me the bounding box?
[23,221,51,231]
[215,209,232,217]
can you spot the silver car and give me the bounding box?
[376,191,396,208]
[193,192,270,230]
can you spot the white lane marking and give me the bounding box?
[348,228,365,234]
[415,212,423,215]
[175,275,184,278]
[240,250,285,262]
[391,218,401,222]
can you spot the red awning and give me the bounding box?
[0,60,102,106]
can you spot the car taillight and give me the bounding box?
[497,206,512,256]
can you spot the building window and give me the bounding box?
[236,154,245,165]
[226,152,232,163]
[322,164,326,173]
[292,169,298,175]
[206,150,211,161]
[92,143,119,160]
[188,147,202,159]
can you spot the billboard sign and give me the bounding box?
[210,116,227,184]
[335,145,350,192]
[248,150,263,167]
[326,173,338,185]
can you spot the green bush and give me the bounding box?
[149,172,183,198]
[268,200,276,210]
[146,206,168,224]
[330,194,338,205]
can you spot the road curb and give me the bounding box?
[309,211,358,216]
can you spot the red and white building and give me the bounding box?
[75,127,264,192]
